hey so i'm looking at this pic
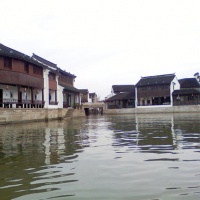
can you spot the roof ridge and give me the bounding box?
[32,53,57,67]
[0,43,30,58]
[141,73,175,79]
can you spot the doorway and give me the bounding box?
[18,91,22,108]
[0,89,2,107]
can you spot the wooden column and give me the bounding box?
[17,86,21,108]
[55,90,57,104]
[42,89,44,108]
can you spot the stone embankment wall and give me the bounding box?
[1,105,200,124]
[0,108,85,124]
[104,105,200,115]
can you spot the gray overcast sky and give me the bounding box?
[1,0,200,100]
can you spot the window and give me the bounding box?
[59,74,73,85]
[24,62,29,73]
[188,95,194,101]
[4,57,12,69]
[33,65,43,75]
[49,72,55,80]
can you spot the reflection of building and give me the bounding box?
[135,74,180,107]
[0,43,80,109]
[111,113,200,152]
[0,121,86,199]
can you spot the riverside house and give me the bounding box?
[135,74,180,108]
[0,43,80,109]
[32,54,80,108]
[173,73,200,106]
[89,92,97,103]
[105,85,135,109]
[79,89,89,103]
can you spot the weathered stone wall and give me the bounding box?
[0,108,69,124]
[104,105,200,115]
[1,105,200,124]
[72,109,85,117]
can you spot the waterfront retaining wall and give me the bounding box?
[1,105,200,124]
[0,108,67,124]
[104,105,200,115]
[0,108,86,125]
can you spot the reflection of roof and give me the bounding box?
[59,83,80,93]
[0,43,46,68]
[136,74,175,87]
[105,92,135,102]
[179,78,200,88]
[173,88,200,95]
[112,85,135,93]
[79,89,89,94]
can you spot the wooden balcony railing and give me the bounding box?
[49,101,58,105]
[0,99,45,108]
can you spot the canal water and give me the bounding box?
[0,113,200,200]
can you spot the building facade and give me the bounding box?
[79,89,89,103]
[173,73,200,106]
[0,43,80,109]
[105,85,135,109]
[135,74,180,108]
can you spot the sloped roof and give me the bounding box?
[79,89,89,94]
[173,88,200,96]
[112,85,135,93]
[32,53,57,68]
[105,92,135,102]
[179,78,200,89]
[58,67,76,78]
[59,83,80,93]
[89,93,96,98]
[32,53,76,78]
[135,74,175,87]
[0,43,46,68]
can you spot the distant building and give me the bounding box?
[173,72,200,106]
[135,74,180,107]
[79,89,89,103]
[112,85,134,94]
[89,92,97,103]
[105,85,135,109]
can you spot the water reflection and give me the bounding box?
[0,113,200,199]
[0,118,87,200]
[111,113,200,153]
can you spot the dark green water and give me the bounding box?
[0,113,200,200]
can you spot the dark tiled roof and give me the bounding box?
[0,43,46,68]
[59,83,80,93]
[58,67,76,78]
[89,93,96,98]
[79,89,89,94]
[105,92,135,102]
[112,85,135,93]
[32,53,57,68]
[33,53,76,78]
[179,78,200,89]
[135,74,175,87]
[173,88,200,96]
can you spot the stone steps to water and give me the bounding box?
[64,108,74,118]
